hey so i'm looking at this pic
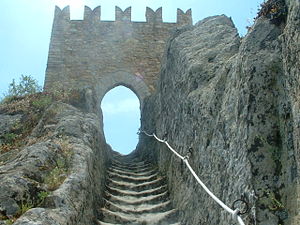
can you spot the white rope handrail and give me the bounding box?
[140,130,246,225]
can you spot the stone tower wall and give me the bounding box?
[44,6,192,104]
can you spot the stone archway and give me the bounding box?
[96,71,151,109]
[95,71,149,153]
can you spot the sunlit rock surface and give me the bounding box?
[138,1,300,224]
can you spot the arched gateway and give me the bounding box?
[44,6,192,104]
[96,71,150,107]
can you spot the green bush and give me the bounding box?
[2,75,42,103]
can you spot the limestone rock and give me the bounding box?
[0,114,22,145]
[138,1,300,224]
[0,100,110,225]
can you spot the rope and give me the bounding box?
[140,130,246,225]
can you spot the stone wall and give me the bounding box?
[44,6,192,105]
[137,0,300,224]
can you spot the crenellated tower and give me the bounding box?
[45,6,192,106]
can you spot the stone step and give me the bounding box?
[106,176,165,192]
[99,208,178,224]
[110,164,154,174]
[97,221,181,225]
[106,184,168,198]
[110,163,154,173]
[107,170,159,184]
[103,198,173,214]
[112,159,150,167]
[104,191,170,206]
[109,167,157,177]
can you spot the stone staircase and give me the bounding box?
[97,154,180,225]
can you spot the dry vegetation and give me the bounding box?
[0,89,81,154]
[0,89,81,224]
[256,0,287,25]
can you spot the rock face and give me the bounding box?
[0,99,111,225]
[0,114,22,141]
[137,0,300,224]
[281,1,300,223]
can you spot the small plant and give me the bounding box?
[19,199,34,215]
[0,214,6,220]
[0,133,20,154]
[44,163,68,191]
[44,139,73,191]
[0,190,52,223]
[31,95,52,111]
[0,213,16,224]
[0,190,50,223]
[2,133,17,145]
[5,219,15,225]
[37,191,50,206]
[45,155,69,190]
[58,139,74,158]
[267,191,285,211]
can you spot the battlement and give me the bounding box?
[146,7,162,23]
[84,6,101,21]
[54,5,192,25]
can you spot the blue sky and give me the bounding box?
[0,0,263,154]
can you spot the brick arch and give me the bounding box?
[96,71,151,108]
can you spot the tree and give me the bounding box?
[1,75,42,103]
[7,75,42,97]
